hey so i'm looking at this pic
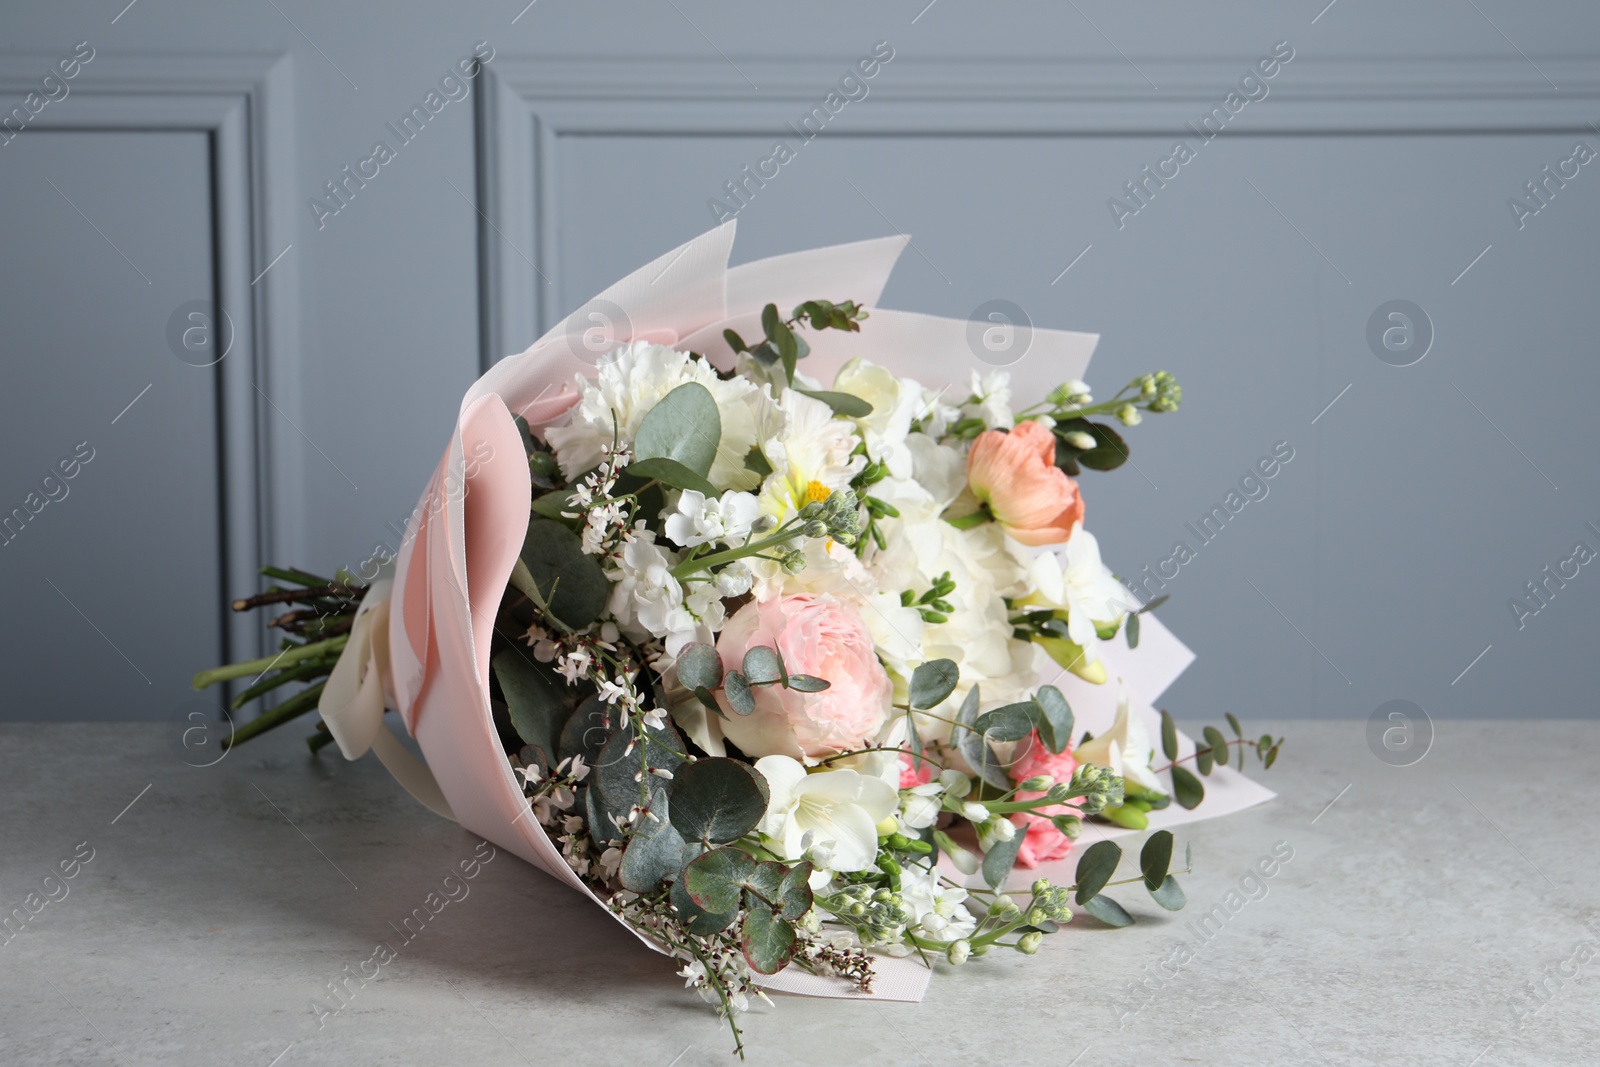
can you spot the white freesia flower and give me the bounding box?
[664,489,759,548]
[1074,683,1166,796]
[833,357,923,479]
[546,341,769,491]
[757,390,865,520]
[755,755,897,873]
[1025,522,1137,664]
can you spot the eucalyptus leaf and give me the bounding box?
[1081,893,1135,927]
[1171,764,1204,810]
[1149,874,1187,911]
[724,671,755,715]
[784,674,830,693]
[1125,610,1141,648]
[676,642,723,691]
[742,645,785,686]
[631,381,722,482]
[1033,685,1074,755]
[625,457,717,497]
[741,907,798,975]
[558,695,610,767]
[619,795,692,893]
[594,720,685,817]
[1203,726,1230,763]
[909,659,959,710]
[744,446,773,477]
[798,389,874,418]
[530,488,579,521]
[975,702,1037,743]
[492,647,570,766]
[1196,743,1215,776]
[982,826,1026,889]
[1140,830,1175,892]
[668,758,770,845]
[953,685,1010,791]
[683,846,756,914]
[521,519,611,630]
[1226,712,1243,738]
[671,877,737,936]
[1159,709,1179,762]
[1074,839,1122,905]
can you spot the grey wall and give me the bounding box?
[0,1,1595,727]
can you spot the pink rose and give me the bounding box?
[1008,731,1083,869]
[715,594,892,760]
[965,420,1084,546]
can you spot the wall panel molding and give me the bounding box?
[0,53,298,663]
[477,54,1600,370]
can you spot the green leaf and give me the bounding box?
[624,456,717,497]
[1139,594,1169,613]
[1149,874,1186,911]
[761,303,781,340]
[743,446,773,477]
[1033,685,1074,755]
[593,720,685,818]
[683,847,755,914]
[671,877,737,936]
[722,328,747,354]
[975,701,1037,743]
[1140,830,1174,892]
[1073,840,1122,905]
[619,795,692,893]
[953,684,1009,791]
[1196,743,1215,776]
[530,488,579,521]
[668,758,770,845]
[784,674,830,693]
[1226,712,1243,738]
[1056,418,1129,472]
[741,645,785,686]
[740,907,798,975]
[492,647,569,765]
[724,670,755,715]
[797,389,874,418]
[520,519,611,630]
[693,685,723,719]
[1159,709,1179,762]
[982,825,1025,889]
[775,861,815,921]
[631,381,722,483]
[1203,726,1230,764]
[1264,743,1280,770]
[908,659,959,710]
[1171,765,1204,810]
[741,858,813,920]
[1125,610,1140,649]
[1081,894,1135,927]
[558,695,609,766]
[676,642,723,691]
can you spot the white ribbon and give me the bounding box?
[318,578,456,821]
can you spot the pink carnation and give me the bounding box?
[714,594,893,760]
[1008,730,1083,869]
[900,752,936,789]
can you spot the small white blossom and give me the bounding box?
[664,489,760,549]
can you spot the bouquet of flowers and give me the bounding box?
[193,224,1278,1056]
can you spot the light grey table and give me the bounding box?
[1,720,1596,1066]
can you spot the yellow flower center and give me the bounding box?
[804,480,831,504]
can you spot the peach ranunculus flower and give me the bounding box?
[1008,730,1083,869]
[963,420,1083,546]
[714,594,893,760]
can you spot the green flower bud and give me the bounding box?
[948,939,972,965]
[1017,931,1043,955]
[1018,775,1054,793]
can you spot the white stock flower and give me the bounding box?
[755,755,897,873]
[1074,683,1166,796]
[604,527,706,658]
[898,862,978,941]
[545,341,770,491]
[964,370,1014,429]
[664,489,760,549]
[1025,522,1137,664]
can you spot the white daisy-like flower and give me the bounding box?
[757,389,865,520]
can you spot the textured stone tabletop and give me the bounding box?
[1,720,1596,1066]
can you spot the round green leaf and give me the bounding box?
[1033,685,1075,755]
[724,670,755,715]
[975,701,1036,743]
[1170,764,1204,810]
[619,795,692,893]
[1149,874,1186,912]
[784,674,830,693]
[1074,839,1122,905]
[741,907,798,975]
[741,645,784,685]
[631,381,722,481]
[683,846,755,914]
[676,642,723,691]
[982,827,1025,889]
[909,659,959,709]
[593,720,685,816]
[1159,709,1179,762]
[671,877,737,936]
[668,758,770,844]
